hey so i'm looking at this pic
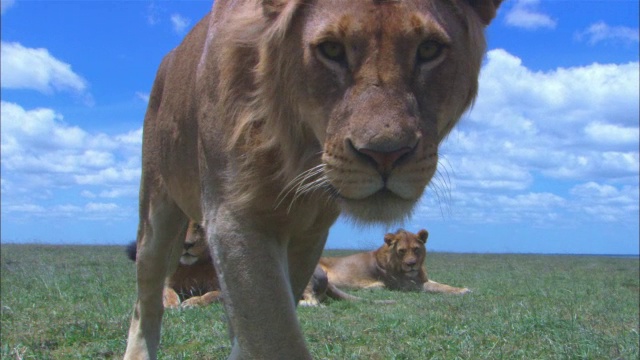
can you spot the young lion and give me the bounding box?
[126,221,221,308]
[127,220,360,308]
[125,1,501,358]
[318,229,470,295]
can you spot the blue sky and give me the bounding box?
[1,0,638,255]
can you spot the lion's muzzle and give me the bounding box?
[320,86,438,223]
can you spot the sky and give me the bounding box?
[1,0,638,255]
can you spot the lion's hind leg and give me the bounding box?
[124,195,189,360]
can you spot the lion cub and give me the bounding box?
[126,221,221,308]
[318,229,471,295]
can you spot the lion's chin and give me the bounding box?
[339,189,417,225]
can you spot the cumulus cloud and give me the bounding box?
[0,101,142,220]
[583,122,639,146]
[3,201,131,222]
[170,13,191,34]
[505,0,556,30]
[576,22,640,45]
[569,182,639,223]
[421,49,639,226]
[1,0,15,15]
[0,41,88,95]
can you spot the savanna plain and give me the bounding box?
[1,244,638,359]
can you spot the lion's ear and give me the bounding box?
[383,233,396,247]
[260,0,302,43]
[466,0,502,25]
[262,0,297,18]
[417,229,429,244]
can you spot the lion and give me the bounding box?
[317,229,470,297]
[126,221,221,308]
[125,220,359,308]
[124,1,501,358]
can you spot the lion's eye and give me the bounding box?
[318,41,346,63]
[416,40,444,63]
[398,249,407,255]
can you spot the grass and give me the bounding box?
[1,244,638,359]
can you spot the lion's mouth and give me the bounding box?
[404,269,419,277]
[336,187,409,202]
[180,254,198,266]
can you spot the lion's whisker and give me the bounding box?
[275,164,325,209]
[287,174,331,213]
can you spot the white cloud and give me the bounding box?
[505,0,556,30]
[136,91,150,103]
[577,22,640,45]
[146,2,161,25]
[81,190,97,199]
[2,201,133,222]
[170,14,190,34]
[421,49,639,227]
[99,187,139,198]
[1,101,141,197]
[1,0,15,15]
[4,204,46,213]
[0,41,88,95]
[1,101,141,223]
[419,190,568,226]
[569,182,639,223]
[584,122,639,146]
[85,202,119,212]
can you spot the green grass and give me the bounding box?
[1,244,638,359]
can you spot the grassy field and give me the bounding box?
[1,244,638,360]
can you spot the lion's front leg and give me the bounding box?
[162,287,181,308]
[423,279,471,295]
[180,290,222,308]
[209,211,312,360]
[363,281,386,289]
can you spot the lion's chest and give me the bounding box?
[167,261,218,296]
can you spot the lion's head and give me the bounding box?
[224,0,499,224]
[179,221,210,266]
[382,229,428,278]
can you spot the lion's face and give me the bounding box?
[384,229,428,277]
[180,221,209,266]
[291,1,486,223]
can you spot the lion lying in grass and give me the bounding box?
[126,221,221,308]
[127,221,364,308]
[315,229,470,298]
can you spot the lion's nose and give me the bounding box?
[405,259,417,267]
[356,146,413,174]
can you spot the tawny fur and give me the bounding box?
[318,229,471,295]
[124,1,501,359]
